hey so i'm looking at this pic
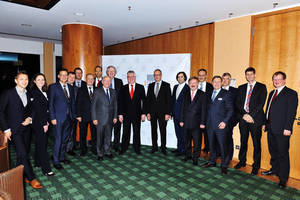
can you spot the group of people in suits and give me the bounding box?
[0,65,298,190]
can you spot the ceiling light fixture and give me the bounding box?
[128,6,131,11]
[228,13,234,18]
[195,21,199,25]
[179,25,182,29]
[273,2,279,8]
[131,36,134,40]
[74,12,85,16]
[148,32,152,35]
[21,24,32,27]
[169,27,173,31]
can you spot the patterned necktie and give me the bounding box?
[267,89,278,121]
[89,87,93,101]
[200,83,203,91]
[191,90,195,101]
[211,90,217,101]
[63,84,69,99]
[245,85,253,112]
[106,89,110,102]
[130,85,134,99]
[155,82,159,97]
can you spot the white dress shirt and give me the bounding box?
[111,78,115,89]
[176,83,185,100]
[95,77,102,86]
[154,81,162,94]
[128,83,136,93]
[87,85,94,94]
[59,82,70,97]
[222,85,230,91]
[243,81,256,112]
[198,81,207,92]
[212,88,221,100]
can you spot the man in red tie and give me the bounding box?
[179,76,206,165]
[261,71,298,189]
[235,67,267,175]
[118,70,146,155]
[94,66,103,88]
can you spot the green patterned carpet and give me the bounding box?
[10,142,300,200]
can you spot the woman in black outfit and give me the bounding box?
[30,73,54,176]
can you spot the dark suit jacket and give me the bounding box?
[119,83,146,120]
[265,86,298,134]
[76,85,95,122]
[172,83,189,120]
[29,88,49,128]
[179,89,206,129]
[49,82,76,122]
[235,82,267,125]
[207,89,233,131]
[146,81,172,115]
[227,86,238,125]
[112,77,123,94]
[91,87,118,126]
[94,78,103,88]
[0,88,32,135]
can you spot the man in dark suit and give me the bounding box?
[76,73,97,156]
[202,76,233,175]
[146,69,172,155]
[91,76,118,161]
[118,70,146,155]
[179,77,206,165]
[235,67,267,175]
[0,71,43,189]
[74,67,87,88]
[94,65,103,88]
[261,71,298,189]
[49,69,76,170]
[198,68,213,154]
[172,72,189,156]
[106,65,123,152]
[222,72,238,161]
[66,71,78,156]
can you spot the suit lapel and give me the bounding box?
[13,88,26,108]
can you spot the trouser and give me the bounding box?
[79,121,97,152]
[96,123,113,157]
[121,118,141,153]
[184,127,200,160]
[174,118,185,153]
[150,113,167,150]
[112,120,121,150]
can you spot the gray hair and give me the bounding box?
[106,65,117,74]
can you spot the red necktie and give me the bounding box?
[130,85,134,99]
[267,89,278,121]
[97,80,100,87]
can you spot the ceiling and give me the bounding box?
[0,0,300,46]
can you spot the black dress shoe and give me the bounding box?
[221,167,228,175]
[261,170,275,176]
[251,168,258,175]
[151,149,158,154]
[60,159,71,164]
[171,149,178,153]
[114,148,120,153]
[182,157,192,162]
[98,156,103,161]
[106,154,114,159]
[44,171,55,176]
[193,160,198,166]
[234,162,246,169]
[53,164,63,170]
[162,149,167,155]
[202,162,216,168]
[67,150,76,156]
[278,181,286,189]
[92,150,97,155]
[135,151,141,155]
[80,151,87,156]
[175,152,184,157]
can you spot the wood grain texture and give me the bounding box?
[251,8,300,179]
[43,42,54,84]
[104,24,214,80]
[62,24,102,79]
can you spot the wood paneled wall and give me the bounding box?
[104,24,214,79]
[43,42,54,84]
[250,7,300,179]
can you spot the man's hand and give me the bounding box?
[283,129,291,136]
[22,117,31,126]
[76,117,82,122]
[113,118,117,124]
[147,114,151,121]
[51,119,57,125]
[43,124,48,133]
[3,131,12,144]
[141,114,146,122]
[179,122,184,127]
[93,120,98,125]
[218,122,226,129]
[243,114,254,123]
[165,114,171,121]
[200,124,205,129]
[119,115,123,123]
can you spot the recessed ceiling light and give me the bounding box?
[74,12,85,16]
[21,24,32,27]
[228,13,234,18]
[273,2,279,8]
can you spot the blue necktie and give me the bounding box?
[211,90,217,101]
[110,83,112,89]
[106,89,110,102]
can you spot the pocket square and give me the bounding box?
[218,98,222,100]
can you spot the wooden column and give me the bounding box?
[62,23,102,78]
[43,42,54,84]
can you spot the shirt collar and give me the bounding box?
[222,85,230,90]
[276,85,285,93]
[15,86,27,94]
[248,81,256,87]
